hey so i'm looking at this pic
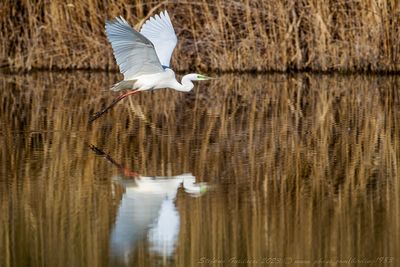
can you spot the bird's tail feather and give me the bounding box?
[111,80,136,91]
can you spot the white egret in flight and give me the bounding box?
[89,11,213,122]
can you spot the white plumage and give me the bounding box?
[140,11,178,68]
[105,10,212,91]
[90,10,213,122]
[105,16,164,81]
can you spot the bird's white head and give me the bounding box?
[185,74,214,81]
[179,73,214,92]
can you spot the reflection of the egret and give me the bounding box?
[89,145,207,264]
[112,174,202,261]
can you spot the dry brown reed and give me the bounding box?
[1,1,399,72]
[0,72,399,266]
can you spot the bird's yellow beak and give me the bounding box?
[197,74,216,80]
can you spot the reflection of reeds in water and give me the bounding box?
[0,72,399,266]
[2,1,400,72]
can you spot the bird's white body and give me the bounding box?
[130,68,195,92]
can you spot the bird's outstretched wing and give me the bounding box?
[140,11,178,68]
[105,17,164,80]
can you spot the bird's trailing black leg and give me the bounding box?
[89,90,140,123]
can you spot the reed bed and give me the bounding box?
[1,1,399,72]
[0,72,399,266]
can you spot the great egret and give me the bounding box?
[89,10,213,122]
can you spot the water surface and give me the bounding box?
[0,72,399,266]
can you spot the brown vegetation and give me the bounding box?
[1,1,399,72]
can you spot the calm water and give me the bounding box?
[0,72,399,266]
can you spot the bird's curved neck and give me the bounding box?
[178,75,195,92]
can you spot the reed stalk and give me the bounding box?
[1,1,399,72]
